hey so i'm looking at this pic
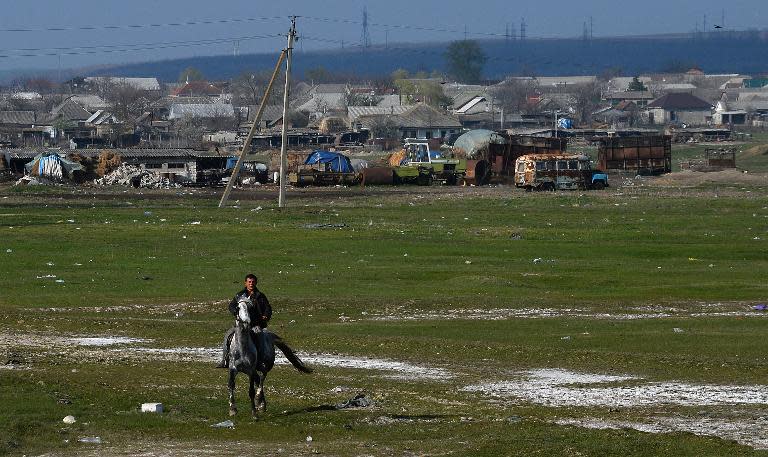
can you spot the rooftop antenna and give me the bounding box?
[361,6,371,48]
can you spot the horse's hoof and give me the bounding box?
[229,408,237,417]
[251,409,258,418]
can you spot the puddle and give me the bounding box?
[463,368,768,407]
[556,416,768,450]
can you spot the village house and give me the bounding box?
[645,93,713,126]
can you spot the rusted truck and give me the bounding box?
[597,135,671,175]
[514,153,608,191]
[390,139,466,185]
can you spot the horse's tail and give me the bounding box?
[273,334,313,374]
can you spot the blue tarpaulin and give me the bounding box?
[304,150,354,173]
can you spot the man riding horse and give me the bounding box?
[217,273,272,369]
[218,273,311,416]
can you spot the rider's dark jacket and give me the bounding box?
[228,287,272,329]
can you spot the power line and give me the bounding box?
[0,15,285,33]
[0,33,284,59]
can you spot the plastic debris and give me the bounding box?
[752,304,768,311]
[336,393,372,409]
[673,328,685,333]
[306,435,313,443]
[78,437,102,444]
[141,402,163,413]
[62,415,76,424]
[211,420,234,428]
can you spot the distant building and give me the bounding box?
[646,93,712,126]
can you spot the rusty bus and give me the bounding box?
[514,154,608,191]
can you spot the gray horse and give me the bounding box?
[227,300,312,417]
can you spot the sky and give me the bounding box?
[0,0,766,72]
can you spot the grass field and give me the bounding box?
[1,177,767,456]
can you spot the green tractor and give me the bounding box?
[391,139,467,185]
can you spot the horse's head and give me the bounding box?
[237,299,251,326]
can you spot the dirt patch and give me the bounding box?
[647,169,768,187]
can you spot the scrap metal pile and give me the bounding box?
[93,163,180,188]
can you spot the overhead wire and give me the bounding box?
[0,16,285,33]
[0,34,284,59]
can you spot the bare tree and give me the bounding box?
[491,78,538,114]
[571,82,602,125]
[231,70,283,106]
[98,79,160,129]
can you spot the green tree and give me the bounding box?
[178,67,204,84]
[627,76,648,92]
[391,69,409,81]
[445,40,486,83]
[305,66,332,84]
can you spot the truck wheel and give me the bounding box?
[541,182,555,192]
[417,174,433,186]
[592,181,605,190]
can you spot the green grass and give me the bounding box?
[1,184,767,456]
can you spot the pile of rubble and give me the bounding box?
[93,164,180,189]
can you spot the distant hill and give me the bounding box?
[5,33,768,84]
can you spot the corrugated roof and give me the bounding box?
[647,93,712,110]
[605,91,654,100]
[70,94,109,110]
[172,81,222,97]
[246,105,284,122]
[169,103,235,119]
[51,97,92,121]
[0,111,36,124]
[394,103,462,128]
[348,105,408,120]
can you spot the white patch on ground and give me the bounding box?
[70,337,147,346]
[464,368,768,407]
[125,347,451,380]
[300,353,453,380]
[556,416,768,450]
[367,304,766,321]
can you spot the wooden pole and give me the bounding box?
[218,50,287,208]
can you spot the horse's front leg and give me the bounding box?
[228,369,238,416]
[256,372,267,413]
[249,374,259,417]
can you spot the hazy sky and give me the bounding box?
[1,0,766,71]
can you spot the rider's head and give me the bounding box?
[244,274,257,293]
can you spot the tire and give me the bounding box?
[592,180,605,190]
[540,182,555,192]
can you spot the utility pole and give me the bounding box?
[278,17,297,209]
[589,16,593,40]
[520,18,526,41]
[218,49,287,208]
